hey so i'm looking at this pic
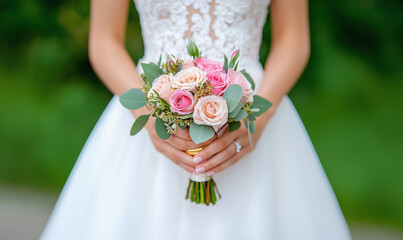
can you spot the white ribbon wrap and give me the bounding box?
[190,173,212,182]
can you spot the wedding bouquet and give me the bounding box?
[120,40,272,206]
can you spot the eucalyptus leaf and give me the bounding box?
[155,117,171,140]
[251,95,273,116]
[233,109,248,121]
[189,123,215,144]
[248,113,256,121]
[223,84,243,112]
[244,118,253,149]
[249,120,256,134]
[120,88,146,110]
[228,102,242,118]
[177,62,182,72]
[228,121,241,132]
[141,63,163,84]
[130,114,150,136]
[240,69,256,91]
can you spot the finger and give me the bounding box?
[206,153,240,175]
[168,134,217,151]
[177,162,194,173]
[216,123,228,138]
[205,144,250,175]
[194,141,237,174]
[193,131,236,162]
[157,141,197,167]
[173,127,192,141]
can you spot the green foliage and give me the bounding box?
[232,109,247,121]
[130,114,150,136]
[228,102,242,118]
[228,121,241,132]
[223,84,243,112]
[141,62,163,84]
[189,122,215,144]
[251,95,272,117]
[120,88,146,110]
[155,117,171,140]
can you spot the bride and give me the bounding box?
[40,0,351,239]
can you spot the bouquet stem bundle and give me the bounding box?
[185,148,221,205]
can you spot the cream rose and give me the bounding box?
[172,67,206,91]
[147,73,174,102]
[193,95,228,132]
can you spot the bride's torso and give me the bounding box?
[134,0,271,75]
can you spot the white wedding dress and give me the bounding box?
[40,0,351,239]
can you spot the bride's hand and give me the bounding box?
[192,118,268,176]
[145,118,216,173]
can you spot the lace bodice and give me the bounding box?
[134,0,271,70]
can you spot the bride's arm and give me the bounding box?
[193,0,310,175]
[256,0,310,129]
[88,0,212,172]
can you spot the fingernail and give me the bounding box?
[207,170,215,176]
[193,156,202,163]
[195,166,205,173]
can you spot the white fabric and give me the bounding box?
[40,0,351,239]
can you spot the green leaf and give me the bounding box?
[244,118,253,149]
[249,120,256,134]
[141,62,163,84]
[155,117,171,140]
[223,55,228,73]
[177,62,182,72]
[223,84,243,112]
[178,124,186,130]
[158,54,162,67]
[248,113,256,121]
[130,114,150,136]
[228,121,241,132]
[234,62,239,71]
[251,95,273,116]
[189,122,215,144]
[120,88,146,110]
[228,101,242,118]
[233,109,247,121]
[240,69,256,91]
[229,51,239,69]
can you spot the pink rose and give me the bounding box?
[182,59,195,70]
[206,69,230,96]
[193,95,228,132]
[169,89,194,115]
[228,69,254,104]
[172,67,206,91]
[194,58,223,73]
[147,74,174,102]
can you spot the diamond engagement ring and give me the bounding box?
[233,141,242,153]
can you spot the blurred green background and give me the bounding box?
[1,0,402,229]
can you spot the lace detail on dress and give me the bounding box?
[134,0,270,69]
